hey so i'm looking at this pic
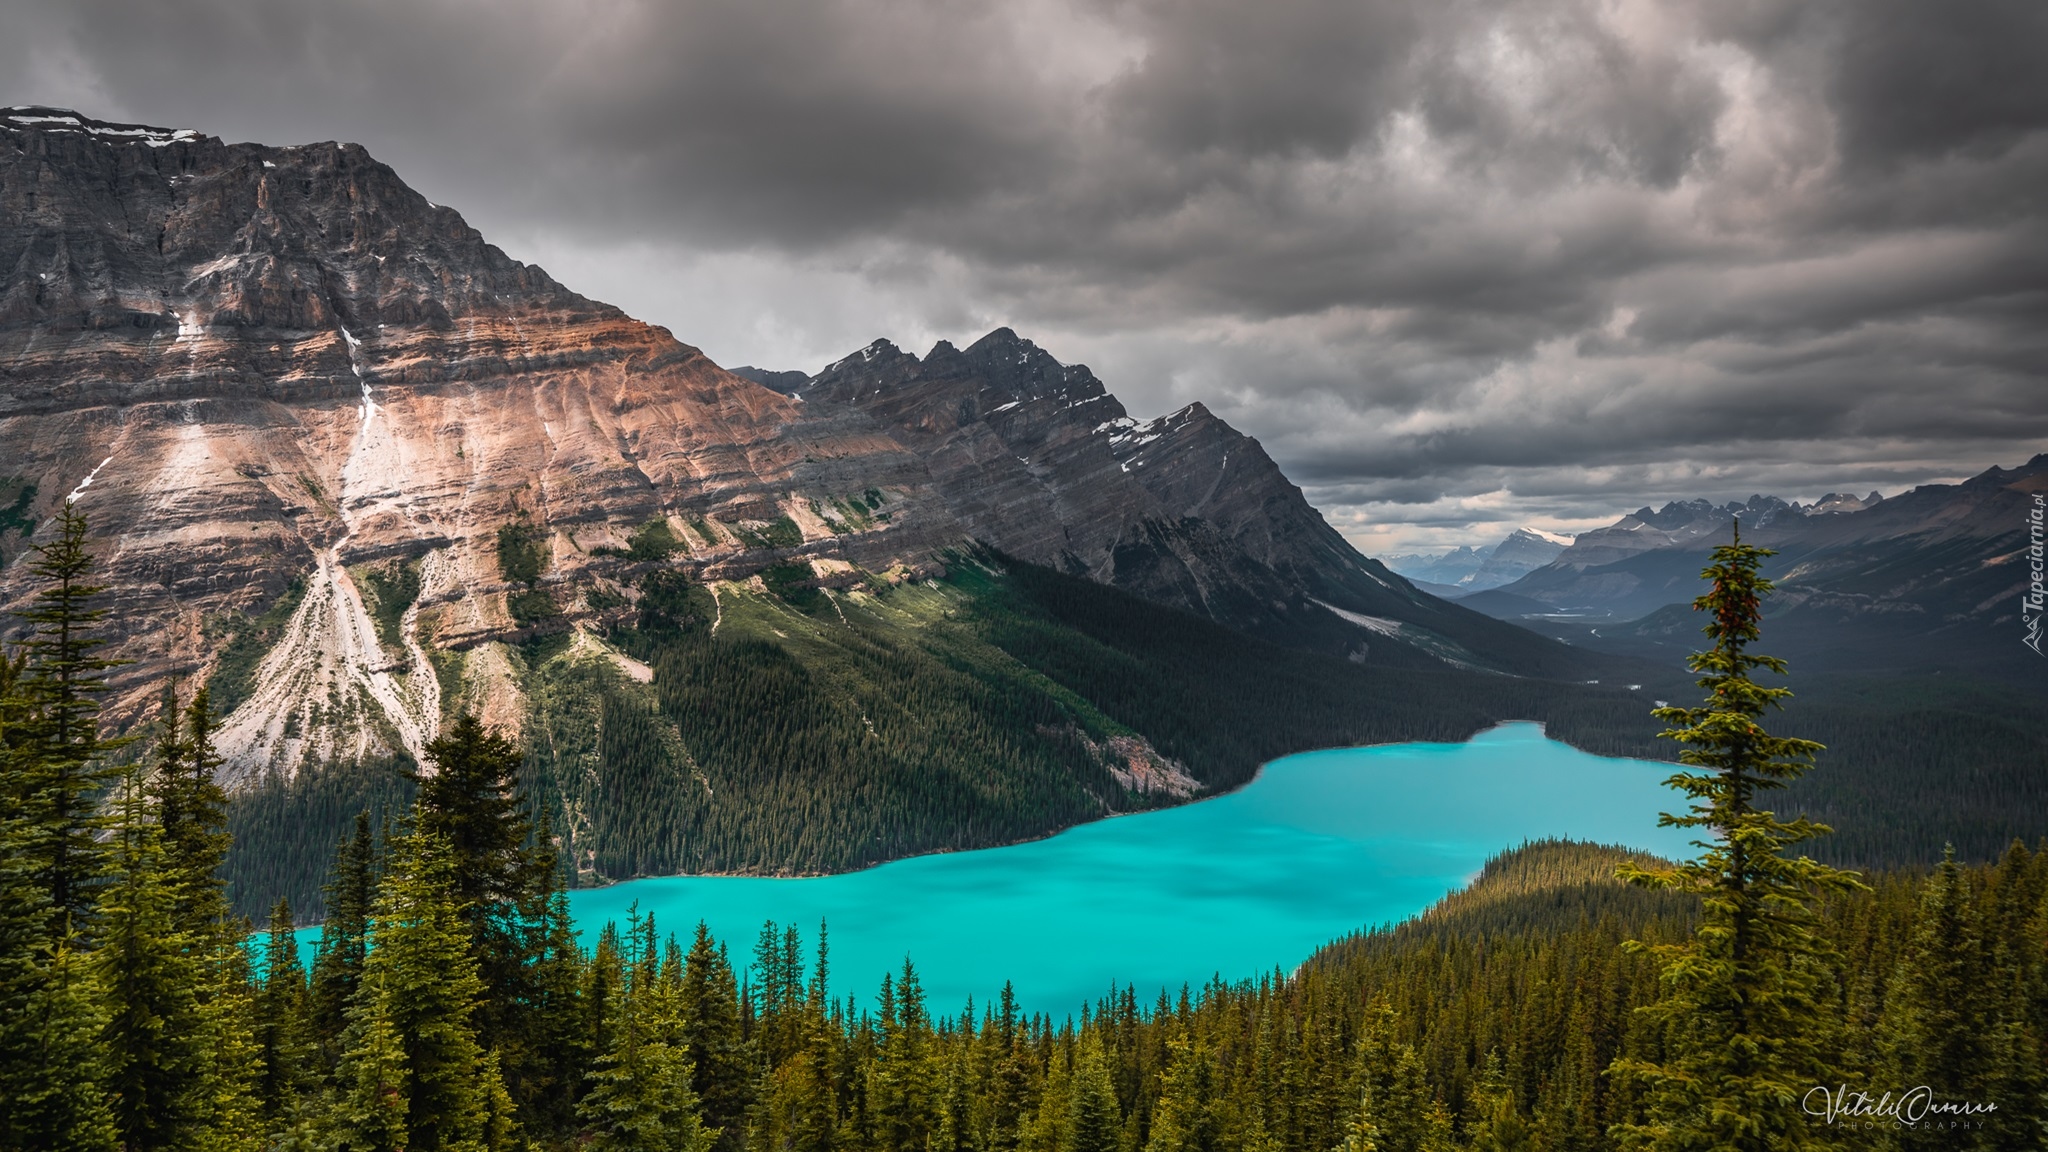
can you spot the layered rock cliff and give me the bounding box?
[0,107,1590,779]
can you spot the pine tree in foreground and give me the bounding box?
[578,911,717,1152]
[6,929,115,1152]
[310,812,377,1062]
[93,765,207,1152]
[1611,524,1864,1152]
[331,827,514,1152]
[16,505,126,935]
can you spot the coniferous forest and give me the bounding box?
[2,512,2046,1151]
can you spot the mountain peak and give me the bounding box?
[2,106,203,148]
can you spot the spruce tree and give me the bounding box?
[331,827,512,1152]
[1879,850,1995,1151]
[16,505,126,933]
[1342,1001,1452,1152]
[579,913,717,1152]
[1145,1038,1217,1152]
[310,813,377,1059]
[5,929,116,1152]
[679,920,753,1146]
[256,898,316,1124]
[517,878,594,1134]
[0,649,65,1150]
[1611,524,1863,1152]
[872,962,941,1152]
[150,687,232,936]
[1974,840,2045,1152]
[411,710,550,1084]
[1065,1031,1120,1152]
[93,765,208,1152]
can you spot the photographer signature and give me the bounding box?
[1804,1085,1997,1126]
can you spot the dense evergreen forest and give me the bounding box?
[3,511,2045,1151]
[225,547,2047,922]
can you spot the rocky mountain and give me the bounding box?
[1383,545,1487,587]
[0,106,1595,786]
[1463,465,2048,681]
[728,365,808,395]
[1467,528,1571,590]
[794,333,1589,674]
[1384,527,1569,592]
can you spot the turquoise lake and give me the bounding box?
[549,723,1694,1015]
[289,723,1692,1013]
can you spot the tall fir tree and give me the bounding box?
[310,812,377,1060]
[93,764,208,1152]
[411,710,552,1099]
[5,928,115,1152]
[578,910,717,1152]
[1878,850,2004,1152]
[255,897,316,1124]
[679,920,754,1147]
[1065,1031,1121,1152]
[16,505,126,934]
[150,686,232,937]
[1145,1038,1217,1152]
[331,827,514,1152]
[1611,524,1864,1152]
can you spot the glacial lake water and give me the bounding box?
[286,723,1691,1011]
[548,722,1694,1015]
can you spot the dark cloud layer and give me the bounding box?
[6,0,2045,549]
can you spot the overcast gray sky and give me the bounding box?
[7,0,2045,552]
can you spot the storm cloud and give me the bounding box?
[6,0,2045,550]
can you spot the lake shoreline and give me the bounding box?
[566,716,1679,892]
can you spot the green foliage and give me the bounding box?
[331,828,511,1152]
[5,931,115,1151]
[507,553,1777,887]
[355,559,422,656]
[309,814,377,1065]
[628,519,686,562]
[150,688,233,938]
[638,571,717,634]
[205,577,308,719]
[497,521,547,586]
[255,899,316,1124]
[730,516,803,551]
[579,914,719,1152]
[16,505,129,931]
[759,562,822,611]
[411,712,554,1086]
[1611,527,1866,1152]
[0,481,35,540]
[223,757,414,922]
[7,500,2047,1152]
[586,582,631,614]
[93,767,208,1152]
[510,588,561,625]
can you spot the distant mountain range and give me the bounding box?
[1385,527,1572,592]
[1444,474,2044,681]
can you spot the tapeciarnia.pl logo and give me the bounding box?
[2026,493,2045,656]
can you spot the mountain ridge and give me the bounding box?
[0,107,1602,781]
